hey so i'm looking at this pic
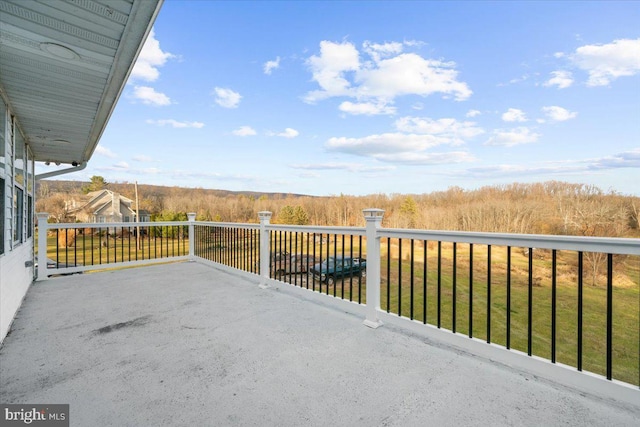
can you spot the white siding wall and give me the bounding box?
[0,241,33,342]
[0,98,35,344]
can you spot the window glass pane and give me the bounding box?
[15,131,25,186]
[27,194,33,239]
[14,186,23,243]
[27,149,34,194]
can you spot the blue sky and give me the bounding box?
[54,1,640,196]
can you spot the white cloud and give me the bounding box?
[339,101,396,115]
[95,145,116,158]
[458,148,640,179]
[356,53,472,101]
[133,86,171,106]
[466,109,481,117]
[586,148,640,169]
[276,128,299,138]
[114,161,130,169]
[146,119,204,128]
[213,87,242,108]
[544,70,574,89]
[570,38,640,86]
[290,162,397,174]
[362,41,404,63]
[232,126,257,136]
[485,127,540,147]
[133,155,153,162]
[264,56,281,75]
[328,133,441,155]
[305,41,360,102]
[304,40,471,105]
[394,117,484,145]
[130,29,175,82]
[541,106,577,122]
[371,151,475,164]
[326,132,474,165]
[501,108,527,123]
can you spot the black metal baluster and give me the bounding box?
[487,244,491,343]
[606,253,613,380]
[469,243,473,338]
[83,227,87,266]
[398,238,402,317]
[437,241,442,328]
[120,226,124,262]
[528,248,533,356]
[341,234,345,299]
[358,235,362,304]
[56,229,60,270]
[552,249,557,363]
[386,238,391,313]
[74,228,78,267]
[91,228,95,265]
[453,242,457,333]
[305,233,316,289]
[423,240,427,325]
[578,251,583,371]
[333,234,337,296]
[349,235,353,301]
[410,239,414,321]
[98,227,102,264]
[507,246,511,349]
[318,234,323,293]
[294,232,299,286]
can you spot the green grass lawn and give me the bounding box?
[380,242,639,387]
[47,232,189,266]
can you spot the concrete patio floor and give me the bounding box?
[1,261,639,426]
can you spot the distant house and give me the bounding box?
[67,190,150,223]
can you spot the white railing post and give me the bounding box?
[258,211,272,289]
[187,212,196,261]
[363,208,385,328]
[36,212,50,281]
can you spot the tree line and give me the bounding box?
[36,179,639,238]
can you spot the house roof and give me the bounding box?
[0,0,163,164]
[68,189,134,215]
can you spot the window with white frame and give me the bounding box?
[14,129,25,244]
[26,145,33,239]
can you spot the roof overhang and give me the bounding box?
[0,0,163,164]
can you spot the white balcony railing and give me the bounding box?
[37,210,640,393]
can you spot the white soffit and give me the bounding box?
[0,0,163,164]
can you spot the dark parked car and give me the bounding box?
[272,253,317,277]
[309,256,366,285]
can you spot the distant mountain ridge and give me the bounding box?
[37,180,313,199]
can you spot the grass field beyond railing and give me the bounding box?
[380,239,639,387]
[44,224,189,271]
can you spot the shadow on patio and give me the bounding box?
[1,261,638,426]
